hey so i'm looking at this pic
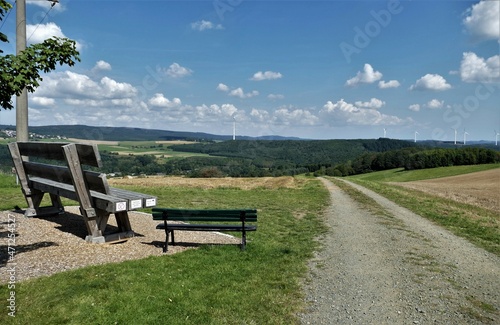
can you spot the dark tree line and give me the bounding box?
[1,140,498,178]
[325,147,500,177]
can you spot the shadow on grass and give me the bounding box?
[141,240,239,251]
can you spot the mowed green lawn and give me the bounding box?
[0,175,328,324]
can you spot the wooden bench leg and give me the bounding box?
[115,211,132,233]
[24,191,64,217]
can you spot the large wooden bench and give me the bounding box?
[152,208,257,252]
[8,141,157,243]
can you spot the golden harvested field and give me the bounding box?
[109,175,302,190]
[155,140,196,145]
[67,138,119,145]
[394,168,500,213]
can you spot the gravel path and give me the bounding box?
[299,177,499,324]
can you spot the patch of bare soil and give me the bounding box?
[391,169,500,213]
[109,176,300,190]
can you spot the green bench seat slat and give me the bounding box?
[152,207,257,252]
[152,208,257,221]
[156,223,257,232]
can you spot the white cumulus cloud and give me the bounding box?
[345,64,383,87]
[26,22,83,50]
[268,94,285,100]
[216,83,230,92]
[320,99,405,126]
[250,109,271,122]
[425,99,444,109]
[148,93,182,108]
[273,107,319,126]
[229,88,259,99]
[250,71,283,81]
[460,52,500,83]
[378,80,400,89]
[191,20,223,31]
[463,0,500,42]
[31,96,56,107]
[354,98,386,109]
[408,104,421,112]
[92,60,112,73]
[216,84,258,99]
[165,63,193,78]
[409,74,451,91]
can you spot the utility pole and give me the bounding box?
[16,0,28,142]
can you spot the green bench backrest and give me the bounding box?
[152,208,257,222]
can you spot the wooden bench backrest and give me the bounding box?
[152,208,258,222]
[9,142,110,194]
[15,142,102,167]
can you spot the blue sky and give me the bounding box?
[1,0,499,141]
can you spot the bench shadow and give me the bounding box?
[33,210,141,240]
[142,240,238,251]
[142,240,168,249]
[0,241,58,268]
[41,211,95,239]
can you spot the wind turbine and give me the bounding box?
[232,116,236,141]
[414,131,419,143]
[463,129,469,145]
[452,128,457,145]
[383,128,387,138]
[495,130,499,146]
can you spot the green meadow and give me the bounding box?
[0,175,329,324]
[1,164,498,323]
[96,141,209,158]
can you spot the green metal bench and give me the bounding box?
[152,208,257,252]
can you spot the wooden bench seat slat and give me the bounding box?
[30,177,128,213]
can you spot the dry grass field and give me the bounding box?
[109,175,302,190]
[395,168,500,213]
[67,138,119,145]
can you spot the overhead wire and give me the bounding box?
[0,1,15,33]
[27,1,58,42]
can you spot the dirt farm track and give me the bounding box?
[392,168,500,214]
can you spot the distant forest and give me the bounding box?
[325,147,500,177]
[1,138,499,177]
